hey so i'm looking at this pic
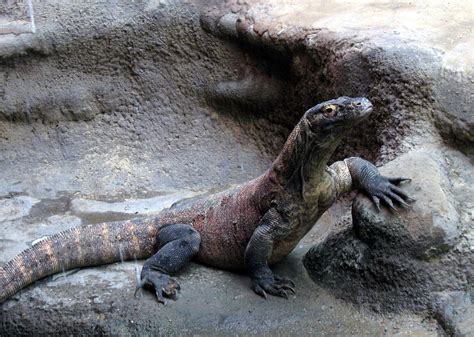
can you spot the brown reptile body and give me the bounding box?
[0,97,413,303]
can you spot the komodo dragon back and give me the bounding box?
[0,218,161,303]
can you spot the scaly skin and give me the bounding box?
[0,96,414,304]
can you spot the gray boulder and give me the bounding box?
[353,149,461,260]
[304,146,472,334]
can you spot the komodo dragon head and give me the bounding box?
[304,96,373,137]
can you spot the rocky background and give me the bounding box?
[0,0,472,335]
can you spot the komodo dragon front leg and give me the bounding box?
[343,157,415,211]
[245,208,296,299]
[330,157,415,212]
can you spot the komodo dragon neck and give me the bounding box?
[265,117,342,195]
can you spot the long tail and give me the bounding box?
[0,217,161,303]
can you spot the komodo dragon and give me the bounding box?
[0,96,414,304]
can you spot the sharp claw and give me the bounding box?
[283,285,295,295]
[387,177,411,185]
[140,271,181,304]
[254,284,267,299]
[274,276,295,288]
[388,191,411,208]
[390,185,415,202]
[134,276,147,298]
[401,200,411,208]
[253,275,297,299]
[371,195,381,212]
[380,194,398,213]
[155,291,167,305]
[134,287,141,298]
[388,202,399,213]
[395,201,410,208]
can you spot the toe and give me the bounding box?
[282,284,295,295]
[267,285,289,299]
[277,289,289,299]
[274,276,295,287]
[155,290,167,305]
[252,275,297,299]
[253,284,267,299]
[140,270,181,303]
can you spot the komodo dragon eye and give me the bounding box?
[322,105,337,117]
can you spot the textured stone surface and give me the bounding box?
[274,0,474,151]
[432,291,474,337]
[0,195,39,222]
[70,190,200,215]
[0,0,279,200]
[205,0,474,156]
[0,193,443,336]
[1,0,473,335]
[304,145,473,333]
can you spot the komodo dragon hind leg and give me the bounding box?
[135,223,201,305]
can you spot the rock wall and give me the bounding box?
[0,0,284,200]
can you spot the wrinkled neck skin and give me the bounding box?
[266,118,344,197]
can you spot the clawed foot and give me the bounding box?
[252,275,295,299]
[135,270,180,305]
[367,176,416,213]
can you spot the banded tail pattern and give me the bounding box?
[0,217,161,303]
